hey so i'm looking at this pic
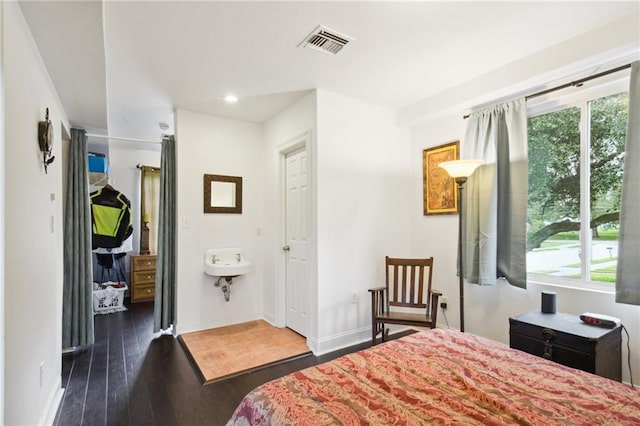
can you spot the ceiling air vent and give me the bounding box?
[299,25,352,55]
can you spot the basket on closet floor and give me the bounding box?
[92,282,128,314]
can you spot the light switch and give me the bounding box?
[182,216,190,229]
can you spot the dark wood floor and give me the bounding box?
[54,301,405,426]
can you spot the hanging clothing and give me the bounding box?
[93,234,133,254]
[90,185,133,250]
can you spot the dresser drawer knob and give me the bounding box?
[146,289,151,293]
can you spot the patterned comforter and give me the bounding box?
[227,328,640,425]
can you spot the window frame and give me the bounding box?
[526,72,629,293]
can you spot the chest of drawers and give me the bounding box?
[509,311,621,381]
[130,255,156,303]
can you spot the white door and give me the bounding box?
[284,147,309,336]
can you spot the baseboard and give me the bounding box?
[39,377,64,426]
[262,311,277,327]
[313,325,432,356]
[314,326,371,355]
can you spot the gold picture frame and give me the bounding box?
[423,141,459,215]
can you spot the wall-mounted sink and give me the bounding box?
[204,248,251,277]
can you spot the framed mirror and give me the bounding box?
[204,174,243,213]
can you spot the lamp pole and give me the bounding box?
[438,159,483,334]
[455,177,467,333]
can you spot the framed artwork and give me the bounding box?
[423,141,459,215]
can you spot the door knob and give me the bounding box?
[282,245,290,252]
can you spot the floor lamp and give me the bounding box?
[439,159,483,333]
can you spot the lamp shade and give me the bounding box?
[439,159,483,178]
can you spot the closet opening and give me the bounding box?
[86,136,162,313]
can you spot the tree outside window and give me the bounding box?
[527,91,628,285]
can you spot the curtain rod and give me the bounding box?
[463,63,632,119]
[136,164,160,170]
[86,133,162,144]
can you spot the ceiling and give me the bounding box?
[18,1,640,145]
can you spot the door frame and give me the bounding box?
[275,130,317,349]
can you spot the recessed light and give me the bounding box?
[224,95,239,103]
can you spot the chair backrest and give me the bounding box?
[385,256,434,312]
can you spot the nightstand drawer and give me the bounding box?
[132,256,156,271]
[132,284,155,301]
[133,270,156,285]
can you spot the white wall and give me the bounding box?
[314,90,412,354]
[399,13,640,125]
[405,13,640,381]
[263,91,317,336]
[410,115,464,332]
[3,2,68,424]
[175,110,264,334]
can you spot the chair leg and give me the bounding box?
[372,321,387,346]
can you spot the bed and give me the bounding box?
[227,328,640,425]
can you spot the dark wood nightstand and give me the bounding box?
[509,311,621,381]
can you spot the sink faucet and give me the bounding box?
[236,253,241,262]
[212,255,219,264]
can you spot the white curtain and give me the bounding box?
[462,98,528,288]
[616,61,640,305]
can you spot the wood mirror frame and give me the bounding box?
[203,174,243,214]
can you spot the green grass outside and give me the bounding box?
[531,228,619,284]
[554,262,617,284]
[565,257,617,268]
[540,241,570,247]
[591,273,616,283]
[566,273,615,283]
[538,228,619,241]
[531,269,560,274]
[593,265,617,273]
[535,241,580,252]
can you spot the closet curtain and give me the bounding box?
[615,60,640,305]
[462,98,528,288]
[62,128,94,348]
[154,135,176,332]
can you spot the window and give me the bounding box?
[527,79,629,289]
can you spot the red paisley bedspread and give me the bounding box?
[227,328,640,425]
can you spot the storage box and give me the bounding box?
[93,284,127,314]
[88,154,109,174]
[509,311,621,381]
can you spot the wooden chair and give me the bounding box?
[369,256,441,345]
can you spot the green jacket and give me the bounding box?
[90,186,133,249]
